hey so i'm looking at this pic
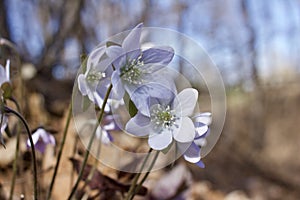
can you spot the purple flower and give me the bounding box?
[179,112,211,168]
[126,88,198,150]
[27,128,56,153]
[106,23,175,115]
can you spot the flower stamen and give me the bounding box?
[150,104,179,132]
[87,70,106,82]
[120,54,145,84]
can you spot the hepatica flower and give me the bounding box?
[27,127,56,153]
[77,46,113,112]
[106,23,175,115]
[180,112,212,168]
[126,88,198,150]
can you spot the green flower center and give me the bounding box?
[120,55,145,84]
[150,104,178,131]
[87,70,106,82]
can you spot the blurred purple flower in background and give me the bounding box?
[27,127,56,153]
[126,88,198,150]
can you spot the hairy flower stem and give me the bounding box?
[130,151,160,200]
[8,97,21,112]
[9,98,21,200]
[125,148,153,200]
[70,134,79,191]
[46,104,72,200]
[4,106,38,200]
[67,84,113,200]
[9,125,20,200]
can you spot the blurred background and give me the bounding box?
[0,0,300,199]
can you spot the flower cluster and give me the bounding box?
[77,23,211,167]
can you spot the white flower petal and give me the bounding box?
[122,23,143,53]
[125,114,151,137]
[183,142,201,163]
[174,88,198,117]
[126,84,151,116]
[173,117,195,143]
[87,46,106,72]
[103,121,116,131]
[111,71,125,100]
[39,129,49,141]
[148,130,173,150]
[194,138,207,147]
[0,116,8,133]
[39,129,55,145]
[133,112,151,126]
[195,124,208,137]
[0,64,8,85]
[193,112,212,125]
[49,134,56,145]
[106,46,123,59]
[96,127,111,144]
[0,65,6,80]
[5,60,10,81]
[28,129,42,146]
[93,92,110,112]
[77,74,89,96]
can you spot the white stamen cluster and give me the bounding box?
[150,104,179,132]
[120,54,145,84]
[87,70,106,82]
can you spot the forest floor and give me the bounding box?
[0,83,300,200]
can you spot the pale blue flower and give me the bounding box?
[126,88,198,150]
[106,23,175,115]
[27,127,56,153]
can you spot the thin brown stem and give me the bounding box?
[130,151,160,200]
[67,84,113,200]
[4,106,38,200]
[125,148,153,200]
[9,123,21,200]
